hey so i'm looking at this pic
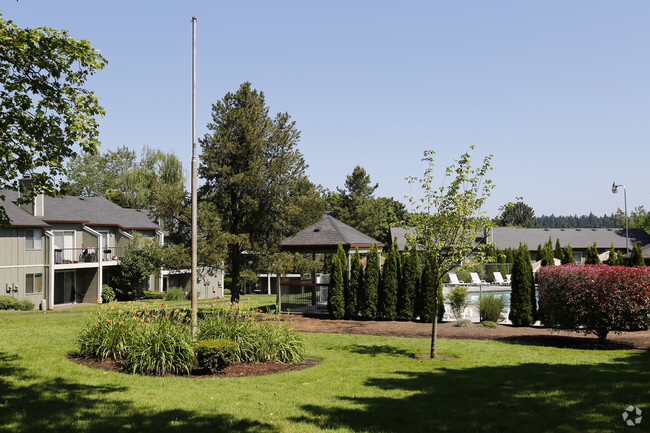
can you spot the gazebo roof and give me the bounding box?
[280,214,383,253]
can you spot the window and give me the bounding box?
[26,273,43,294]
[26,230,42,250]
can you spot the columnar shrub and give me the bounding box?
[584,243,600,264]
[510,243,533,326]
[398,247,419,320]
[419,252,438,323]
[327,244,345,319]
[346,248,362,319]
[628,243,645,267]
[562,243,575,264]
[554,239,563,261]
[361,244,380,319]
[537,264,650,340]
[379,243,398,320]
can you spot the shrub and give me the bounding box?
[197,308,304,364]
[361,244,380,319]
[101,285,116,303]
[165,287,184,301]
[328,244,345,319]
[537,264,650,340]
[479,320,498,328]
[453,319,472,327]
[447,286,469,321]
[397,247,419,320]
[510,243,533,326]
[479,294,506,322]
[125,318,196,376]
[196,339,239,373]
[379,243,398,320]
[0,296,18,310]
[16,299,34,311]
[142,290,165,300]
[77,309,138,360]
[346,248,362,319]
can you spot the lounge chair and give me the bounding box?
[470,272,488,285]
[498,308,510,323]
[443,304,454,321]
[462,307,474,321]
[493,272,510,285]
[447,273,468,285]
[506,274,512,284]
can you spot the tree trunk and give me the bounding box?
[230,246,241,304]
[430,291,438,358]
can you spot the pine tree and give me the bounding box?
[346,248,363,319]
[327,248,345,319]
[361,244,380,319]
[628,242,645,267]
[398,246,419,320]
[510,243,533,326]
[379,243,398,320]
[584,243,600,264]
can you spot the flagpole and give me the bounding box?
[191,16,198,337]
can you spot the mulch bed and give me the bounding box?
[70,314,649,377]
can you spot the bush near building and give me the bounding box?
[537,264,650,340]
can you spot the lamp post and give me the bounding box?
[611,182,629,254]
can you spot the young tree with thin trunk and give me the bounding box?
[407,146,495,358]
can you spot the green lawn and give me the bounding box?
[0,313,647,432]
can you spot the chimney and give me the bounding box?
[18,175,44,217]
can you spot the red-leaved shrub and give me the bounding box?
[537,264,650,340]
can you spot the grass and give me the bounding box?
[0,313,647,432]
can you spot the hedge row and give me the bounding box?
[537,264,650,340]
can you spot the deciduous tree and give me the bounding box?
[407,146,495,357]
[0,15,106,225]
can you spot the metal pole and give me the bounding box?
[191,16,198,337]
[612,182,629,254]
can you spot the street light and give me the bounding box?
[611,182,629,254]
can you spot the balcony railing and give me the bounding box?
[53,247,125,264]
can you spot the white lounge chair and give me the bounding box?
[462,307,474,321]
[470,272,488,285]
[443,304,454,321]
[447,273,468,285]
[506,274,512,284]
[493,272,509,285]
[498,308,510,323]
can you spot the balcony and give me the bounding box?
[53,247,125,265]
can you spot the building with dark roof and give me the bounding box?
[0,186,223,309]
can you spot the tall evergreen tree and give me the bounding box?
[628,242,645,267]
[336,243,349,296]
[327,245,345,319]
[536,244,544,265]
[379,243,398,320]
[347,248,363,319]
[361,244,380,319]
[497,250,508,277]
[199,82,323,302]
[398,246,420,320]
[606,243,620,266]
[510,243,533,326]
[584,243,600,264]
[504,248,515,275]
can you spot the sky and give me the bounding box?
[3,1,650,219]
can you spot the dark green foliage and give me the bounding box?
[419,252,438,323]
[327,245,345,319]
[196,339,239,373]
[538,238,554,266]
[496,201,537,228]
[554,239,563,260]
[606,243,621,266]
[336,243,349,292]
[584,243,600,264]
[361,244,380,319]
[16,299,34,311]
[504,248,515,269]
[562,243,576,264]
[379,243,398,320]
[347,249,363,319]
[497,250,508,277]
[510,243,533,326]
[628,243,645,267]
[447,286,469,322]
[323,254,333,275]
[112,235,161,301]
[398,247,419,320]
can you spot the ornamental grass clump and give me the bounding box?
[479,294,506,323]
[537,264,650,340]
